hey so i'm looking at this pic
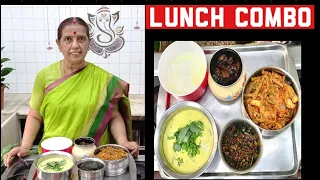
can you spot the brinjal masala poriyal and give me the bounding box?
[221,122,260,171]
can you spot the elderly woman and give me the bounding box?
[3,17,138,166]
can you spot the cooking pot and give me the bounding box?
[158,41,208,101]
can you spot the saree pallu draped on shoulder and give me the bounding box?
[39,63,131,153]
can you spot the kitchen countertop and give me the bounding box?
[1,93,145,124]
[154,44,301,76]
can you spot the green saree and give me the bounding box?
[38,63,131,153]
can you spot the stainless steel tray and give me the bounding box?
[156,43,301,179]
[26,155,137,180]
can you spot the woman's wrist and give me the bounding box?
[117,136,129,145]
[20,139,33,150]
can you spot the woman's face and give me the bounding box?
[57,24,89,64]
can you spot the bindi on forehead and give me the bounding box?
[73,31,77,35]
[73,20,77,25]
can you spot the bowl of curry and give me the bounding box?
[241,66,301,137]
[219,117,263,174]
[154,101,219,179]
[94,144,129,176]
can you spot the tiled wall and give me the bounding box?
[1,5,145,94]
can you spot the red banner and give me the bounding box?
[146,5,314,29]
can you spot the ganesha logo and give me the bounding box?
[87,6,125,58]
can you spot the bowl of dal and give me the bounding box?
[34,151,76,179]
[154,101,219,179]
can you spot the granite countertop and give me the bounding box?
[1,93,145,124]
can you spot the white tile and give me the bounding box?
[130,53,141,64]
[27,84,34,93]
[131,42,141,52]
[77,8,87,17]
[58,7,66,20]
[136,18,144,31]
[109,64,119,74]
[36,63,47,73]
[120,64,130,73]
[1,7,12,18]
[108,53,120,64]
[1,19,12,30]
[22,7,33,19]
[141,64,145,74]
[110,6,121,12]
[11,7,23,19]
[23,31,35,41]
[121,19,132,30]
[98,56,108,64]
[2,42,14,52]
[120,53,130,63]
[7,84,17,93]
[49,30,57,42]
[35,42,46,52]
[13,42,24,52]
[46,52,57,63]
[57,53,64,60]
[26,63,37,73]
[33,18,45,30]
[130,31,142,42]
[130,64,140,74]
[25,53,36,62]
[15,63,26,73]
[46,42,57,53]
[140,75,145,85]
[2,31,13,41]
[120,6,131,18]
[24,42,35,52]
[120,42,131,53]
[36,53,46,62]
[139,6,145,18]
[142,32,145,41]
[141,41,145,52]
[99,63,109,71]
[129,85,139,94]
[120,74,130,82]
[122,31,130,42]
[46,7,55,19]
[3,62,15,69]
[139,85,145,94]
[22,19,34,30]
[11,19,23,30]
[14,53,25,62]
[34,31,46,42]
[17,83,28,93]
[33,6,44,19]
[5,73,17,83]
[130,74,140,84]
[16,74,27,83]
[86,52,99,63]
[12,31,23,41]
[71,7,77,17]
[46,18,56,31]
[3,52,15,61]
[27,74,36,83]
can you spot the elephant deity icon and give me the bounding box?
[88,6,125,58]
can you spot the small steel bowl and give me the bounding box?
[77,158,105,180]
[94,144,129,176]
[34,151,76,180]
[241,66,301,137]
[154,101,219,179]
[219,117,263,174]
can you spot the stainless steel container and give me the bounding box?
[218,117,264,174]
[94,144,129,176]
[154,101,219,179]
[34,151,76,180]
[77,158,105,180]
[241,66,301,137]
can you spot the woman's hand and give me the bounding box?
[120,141,139,158]
[3,146,29,167]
